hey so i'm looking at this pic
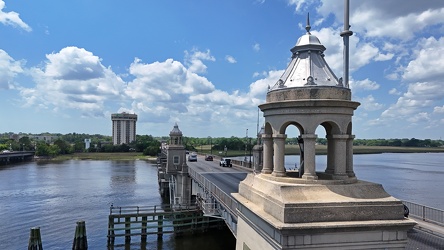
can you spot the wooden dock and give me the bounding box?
[107,204,223,246]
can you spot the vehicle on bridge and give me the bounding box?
[220,158,232,167]
[205,155,213,161]
[188,153,197,162]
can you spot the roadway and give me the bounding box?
[186,154,444,249]
[186,154,248,197]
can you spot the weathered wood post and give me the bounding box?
[125,216,131,244]
[141,216,147,243]
[28,227,43,250]
[72,220,88,250]
[157,215,163,240]
[107,216,115,246]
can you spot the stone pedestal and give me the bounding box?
[233,174,415,250]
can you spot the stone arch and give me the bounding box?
[279,121,304,135]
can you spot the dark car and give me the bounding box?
[205,155,213,161]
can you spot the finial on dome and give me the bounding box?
[305,12,311,34]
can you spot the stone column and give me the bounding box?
[325,135,335,174]
[332,134,348,179]
[346,135,355,177]
[272,134,287,177]
[301,134,318,180]
[261,134,273,174]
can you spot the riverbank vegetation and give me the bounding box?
[1,132,444,159]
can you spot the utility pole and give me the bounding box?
[244,129,248,162]
[340,0,353,88]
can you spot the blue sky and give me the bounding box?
[1,0,444,139]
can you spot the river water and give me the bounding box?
[0,153,443,249]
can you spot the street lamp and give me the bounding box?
[224,145,227,156]
[208,136,212,155]
[244,129,248,162]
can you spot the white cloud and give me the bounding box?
[434,106,444,113]
[350,78,379,92]
[389,88,401,95]
[352,6,444,41]
[225,55,237,64]
[184,49,215,74]
[0,0,31,31]
[0,49,24,90]
[252,43,260,52]
[374,53,394,61]
[312,28,381,75]
[20,47,125,117]
[380,81,444,123]
[287,0,317,12]
[402,37,444,82]
[355,95,384,111]
[249,70,282,100]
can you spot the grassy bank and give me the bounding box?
[198,145,444,157]
[50,152,157,162]
[47,145,444,161]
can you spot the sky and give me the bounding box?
[1,0,444,139]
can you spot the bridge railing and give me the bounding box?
[403,200,444,226]
[109,204,198,216]
[189,168,238,217]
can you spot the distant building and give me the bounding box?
[84,139,91,150]
[111,112,137,145]
[30,135,59,143]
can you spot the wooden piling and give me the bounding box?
[107,216,115,246]
[72,220,88,250]
[28,227,43,250]
[125,217,131,244]
[141,216,147,243]
[157,215,163,239]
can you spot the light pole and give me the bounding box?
[224,145,227,156]
[244,129,248,162]
[208,136,212,155]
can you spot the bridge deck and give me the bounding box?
[186,154,444,249]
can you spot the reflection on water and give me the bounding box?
[0,153,443,249]
[283,153,444,209]
[0,160,235,250]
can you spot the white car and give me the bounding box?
[188,153,197,162]
[220,158,232,167]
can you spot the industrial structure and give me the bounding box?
[111,112,137,145]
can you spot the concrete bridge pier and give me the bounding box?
[234,11,415,249]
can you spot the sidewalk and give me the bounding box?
[410,216,444,238]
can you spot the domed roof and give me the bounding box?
[269,14,344,92]
[169,123,182,136]
[295,32,323,47]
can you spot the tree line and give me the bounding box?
[0,133,161,157]
[1,132,443,158]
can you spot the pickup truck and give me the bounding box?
[219,158,232,167]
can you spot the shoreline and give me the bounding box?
[42,146,444,161]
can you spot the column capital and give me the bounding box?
[301,134,317,139]
[273,134,287,139]
[262,134,273,139]
[329,134,350,140]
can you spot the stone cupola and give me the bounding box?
[269,14,342,91]
[169,123,183,147]
[259,14,360,181]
